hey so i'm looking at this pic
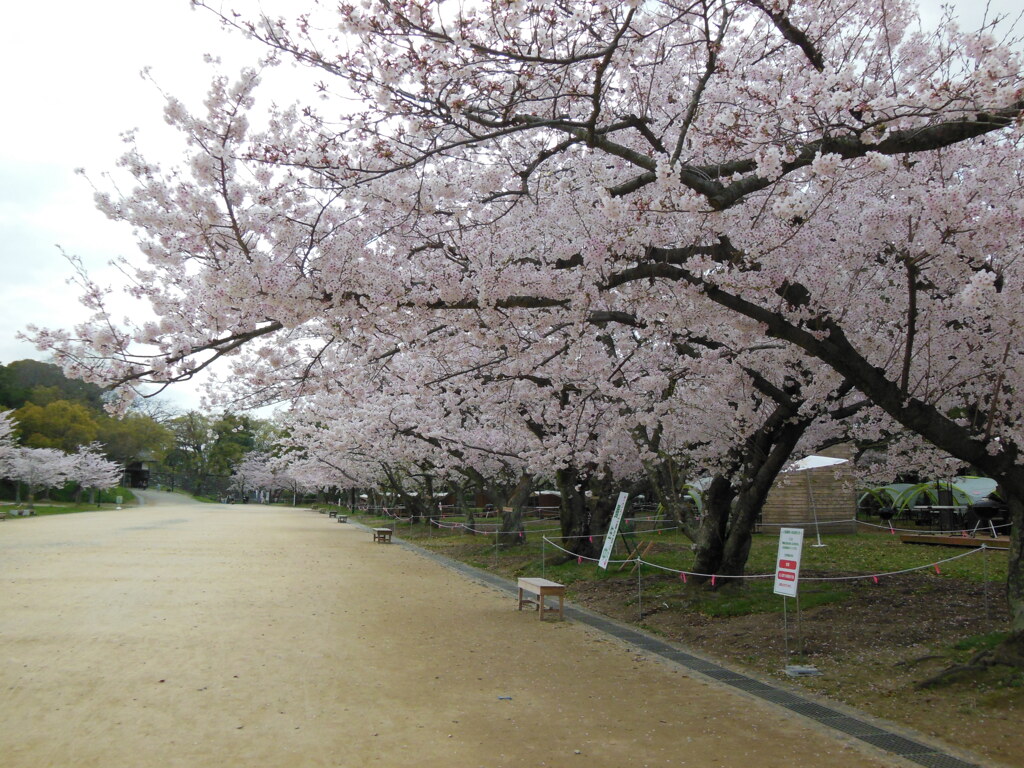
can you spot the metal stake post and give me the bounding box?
[807,472,826,547]
[983,544,991,626]
[783,597,790,658]
[637,561,643,622]
[796,591,805,656]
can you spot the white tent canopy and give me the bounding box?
[783,455,849,473]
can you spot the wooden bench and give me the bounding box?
[373,527,393,543]
[517,577,566,620]
[336,514,348,523]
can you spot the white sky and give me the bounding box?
[0,1,285,410]
[0,0,1019,412]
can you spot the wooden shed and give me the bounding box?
[761,444,857,534]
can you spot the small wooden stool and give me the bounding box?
[517,577,565,620]
[373,527,393,543]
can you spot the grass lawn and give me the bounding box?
[349,508,1006,595]
[1,487,137,517]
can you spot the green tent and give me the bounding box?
[858,477,999,515]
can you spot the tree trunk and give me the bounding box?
[423,474,440,528]
[1003,484,1024,639]
[645,456,699,540]
[556,466,606,559]
[454,482,476,535]
[719,418,808,576]
[690,476,733,580]
[498,474,532,547]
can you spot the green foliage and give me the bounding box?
[96,413,174,464]
[7,486,135,515]
[0,361,279,502]
[1,360,172,464]
[14,400,99,452]
[159,411,271,495]
[0,360,106,410]
[42,484,136,505]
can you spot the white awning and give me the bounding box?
[783,455,849,473]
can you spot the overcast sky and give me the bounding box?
[0,0,1019,412]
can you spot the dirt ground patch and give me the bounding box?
[1,496,914,768]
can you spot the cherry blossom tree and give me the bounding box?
[6,448,73,509]
[0,410,17,480]
[230,452,281,500]
[27,0,1024,661]
[67,443,123,504]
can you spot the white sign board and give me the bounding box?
[773,527,805,597]
[598,492,630,570]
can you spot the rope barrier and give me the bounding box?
[426,518,563,535]
[342,507,1003,584]
[855,519,1012,535]
[541,535,633,565]
[756,518,858,527]
[798,546,987,582]
[540,535,994,584]
[543,525,680,540]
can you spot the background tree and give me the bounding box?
[95,412,175,466]
[0,360,105,411]
[13,400,99,452]
[67,443,122,504]
[0,410,17,479]
[5,447,73,508]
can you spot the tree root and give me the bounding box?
[916,633,1024,689]
[916,663,983,689]
[894,654,944,668]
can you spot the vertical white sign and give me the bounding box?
[598,492,630,570]
[773,527,805,597]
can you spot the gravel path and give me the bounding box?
[0,493,898,767]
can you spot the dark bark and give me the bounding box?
[644,454,699,539]
[452,481,475,534]
[555,466,600,559]
[690,476,733,578]
[497,473,532,547]
[719,417,808,575]
[1003,488,1024,637]
[554,467,642,559]
[646,391,811,583]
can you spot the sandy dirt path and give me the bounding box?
[1,493,901,768]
